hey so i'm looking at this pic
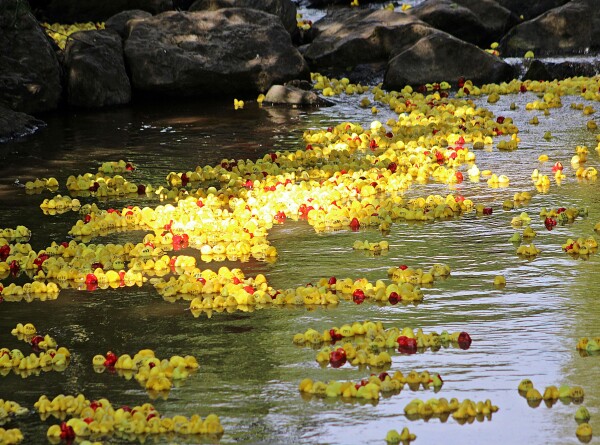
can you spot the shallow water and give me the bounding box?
[0,82,600,445]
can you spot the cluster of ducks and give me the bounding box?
[352,239,389,252]
[518,379,585,405]
[157,271,431,313]
[387,263,450,285]
[385,427,416,444]
[0,323,70,376]
[403,398,498,423]
[518,379,592,441]
[92,349,199,396]
[299,369,443,401]
[0,399,26,444]
[42,22,105,50]
[0,427,23,445]
[562,237,598,257]
[34,394,223,440]
[39,195,82,215]
[0,399,27,443]
[1,63,600,445]
[293,321,471,369]
[576,337,600,355]
[293,320,470,349]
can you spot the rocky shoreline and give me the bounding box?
[1,0,599,140]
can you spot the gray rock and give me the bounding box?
[0,0,62,113]
[105,9,152,39]
[264,84,333,106]
[384,31,515,89]
[453,0,519,44]
[124,9,309,96]
[495,0,570,20]
[523,59,600,81]
[29,0,172,23]
[408,0,490,46]
[304,9,436,70]
[64,30,131,107]
[499,0,600,57]
[189,0,297,37]
[0,105,45,142]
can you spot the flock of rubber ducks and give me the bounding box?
[0,323,70,376]
[292,320,472,370]
[92,349,199,397]
[403,397,498,423]
[518,379,592,440]
[0,59,599,443]
[299,370,443,401]
[34,394,223,440]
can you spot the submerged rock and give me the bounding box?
[499,0,600,57]
[64,30,131,107]
[124,9,309,96]
[263,84,333,106]
[0,105,45,142]
[0,0,62,113]
[384,31,515,89]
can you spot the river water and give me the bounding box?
[0,72,599,445]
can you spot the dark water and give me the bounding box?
[0,83,599,445]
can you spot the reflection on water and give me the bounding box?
[0,85,599,445]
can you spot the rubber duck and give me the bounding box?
[576,423,592,442]
[543,386,559,400]
[575,406,591,423]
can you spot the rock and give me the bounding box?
[64,30,131,107]
[384,31,515,89]
[523,59,600,81]
[189,0,297,37]
[263,84,333,106]
[0,0,62,113]
[453,0,519,44]
[284,79,313,90]
[105,10,152,38]
[495,0,570,20]
[408,0,491,47]
[124,9,309,96]
[28,0,172,23]
[304,9,436,70]
[0,105,45,142]
[499,0,600,57]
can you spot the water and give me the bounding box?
[0,80,599,445]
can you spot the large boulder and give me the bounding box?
[0,105,45,142]
[384,31,515,89]
[453,0,519,44]
[189,0,297,37]
[124,9,309,96]
[495,0,570,20]
[408,0,491,47]
[304,9,436,70]
[64,30,131,107]
[499,0,600,57]
[27,0,172,23]
[105,10,152,38]
[0,0,62,113]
